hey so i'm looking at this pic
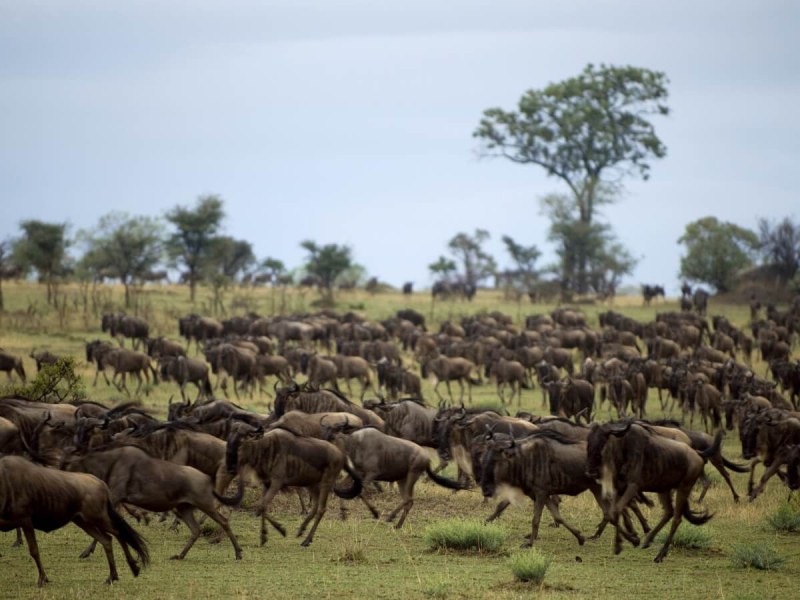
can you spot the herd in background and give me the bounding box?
[1,291,800,586]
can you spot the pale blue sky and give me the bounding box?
[1,1,798,293]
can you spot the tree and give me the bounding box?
[428,256,457,280]
[201,236,255,313]
[758,217,800,282]
[165,195,225,301]
[678,217,758,293]
[13,220,70,305]
[261,257,286,285]
[500,235,540,295]
[447,229,497,286]
[300,240,353,302]
[0,240,10,312]
[474,63,669,292]
[79,213,164,308]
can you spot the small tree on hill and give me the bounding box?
[13,220,70,305]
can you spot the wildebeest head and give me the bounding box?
[585,421,630,480]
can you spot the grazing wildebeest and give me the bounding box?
[421,356,481,403]
[0,349,26,382]
[273,382,385,429]
[225,426,362,547]
[28,350,60,373]
[586,422,717,562]
[0,455,149,587]
[402,282,413,295]
[323,423,468,528]
[692,289,709,316]
[60,446,243,561]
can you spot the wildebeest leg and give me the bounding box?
[521,492,547,548]
[749,456,787,500]
[695,471,712,502]
[640,492,674,549]
[76,520,120,584]
[708,458,739,502]
[485,500,511,523]
[387,474,419,529]
[299,484,329,547]
[653,491,685,563]
[545,496,585,545]
[446,380,454,403]
[197,506,242,560]
[295,488,309,516]
[79,539,98,559]
[259,481,287,545]
[22,526,49,587]
[497,381,504,404]
[170,506,202,560]
[12,527,23,547]
[747,458,761,496]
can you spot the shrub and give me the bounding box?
[730,543,786,570]
[655,523,712,549]
[423,520,505,553]
[509,549,551,584]
[2,357,86,403]
[767,502,800,533]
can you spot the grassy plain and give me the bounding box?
[0,281,798,599]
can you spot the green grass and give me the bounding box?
[766,502,800,533]
[0,281,798,598]
[654,523,712,550]
[730,543,787,570]
[423,520,506,553]
[509,549,552,584]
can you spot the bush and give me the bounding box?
[767,502,800,532]
[509,549,551,584]
[2,357,86,403]
[655,523,712,549]
[730,544,786,570]
[423,520,505,553]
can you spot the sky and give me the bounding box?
[1,0,798,294]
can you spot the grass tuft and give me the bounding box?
[422,582,450,599]
[655,523,712,549]
[730,543,787,570]
[509,549,551,584]
[423,519,505,553]
[337,546,367,564]
[766,502,800,532]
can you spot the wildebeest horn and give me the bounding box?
[274,380,280,393]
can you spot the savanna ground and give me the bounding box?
[0,281,798,599]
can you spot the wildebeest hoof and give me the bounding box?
[520,542,532,549]
[79,550,92,560]
[104,576,118,585]
[169,554,183,560]
[235,552,243,561]
[577,536,585,546]
[733,495,740,503]
[548,522,560,528]
[614,544,623,555]
[300,539,311,547]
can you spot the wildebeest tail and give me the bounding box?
[426,466,469,490]
[334,463,363,499]
[698,429,722,461]
[722,456,750,473]
[682,502,712,526]
[108,502,150,569]
[214,477,245,507]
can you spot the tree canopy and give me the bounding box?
[758,217,800,282]
[79,213,164,307]
[165,195,225,301]
[300,240,353,301]
[678,217,758,293]
[475,63,669,293]
[446,229,496,286]
[13,220,70,304]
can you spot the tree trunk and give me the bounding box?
[0,278,4,312]
[190,276,196,302]
[123,279,131,308]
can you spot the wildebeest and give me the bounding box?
[486,357,531,405]
[586,422,717,562]
[159,356,213,402]
[28,349,60,373]
[105,347,158,396]
[0,348,26,382]
[548,377,594,423]
[60,446,243,561]
[330,354,373,399]
[421,356,481,403]
[146,337,186,359]
[642,284,665,306]
[273,382,385,429]
[402,282,413,295]
[323,423,467,528]
[0,455,149,586]
[225,426,362,547]
[692,289,709,316]
[102,313,150,350]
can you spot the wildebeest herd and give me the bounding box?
[1,294,800,588]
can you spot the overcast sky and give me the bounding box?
[1,1,798,293]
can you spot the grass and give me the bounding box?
[766,502,800,533]
[730,543,787,570]
[0,281,797,598]
[509,549,552,584]
[654,523,713,550]
[423,520,506,553]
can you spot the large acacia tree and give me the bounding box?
[300,240,353,303]
[474,63,669,293]
[13,220,70,304]
[165,195,225,301]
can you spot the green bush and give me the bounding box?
[730,544,786,570]
[2,357,86,403]
[767,502,800,533]
[655,523,712,549]
[423,520,505,553]
[509,549,552,584]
